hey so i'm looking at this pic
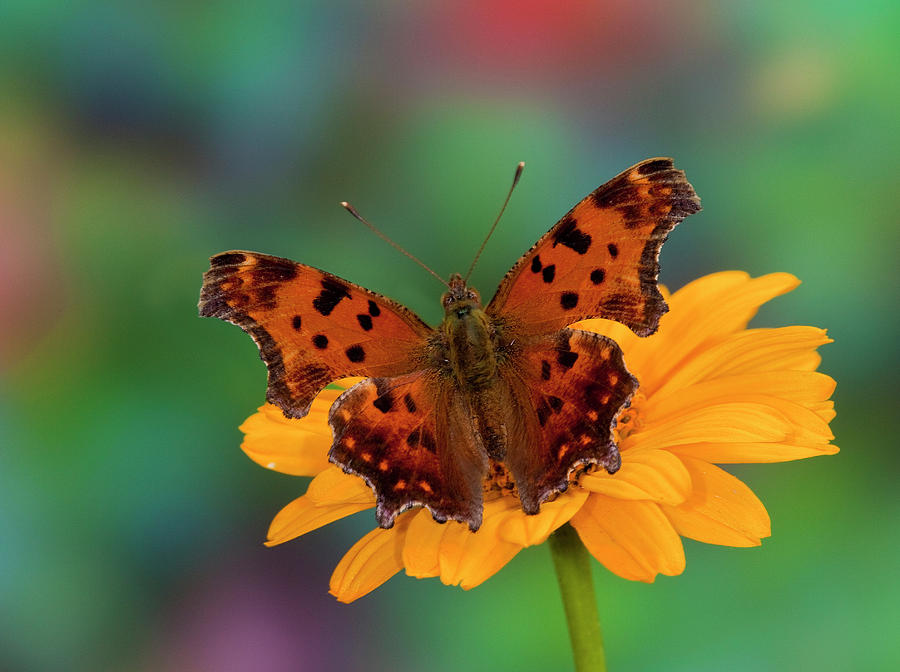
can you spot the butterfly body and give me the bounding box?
[439,274,499,391]
[200,158,701,532]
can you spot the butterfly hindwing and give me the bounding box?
[329,373,486,530]
[199,251,432,418]
[487,157,700,337]
[501,328,638,513]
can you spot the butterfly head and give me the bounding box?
[442,273,482,318]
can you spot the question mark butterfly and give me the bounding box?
[199,158,700,531]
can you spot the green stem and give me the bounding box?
[549,523,607,672]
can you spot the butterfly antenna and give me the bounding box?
[340,202,450,288]
[464,161,525,284]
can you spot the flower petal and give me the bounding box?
[265,495,371,547]
[661,458,771,547]
[437,498,523,590]
[580,449,692,505]
[264,467,374,546]
[652,327,832,398]
[239,378,364,476]
[329,511,415,603]
[628,397,835,453]
[628,272,801,392]
[403,499,528,589]
[305,466,376,506]
[650,371,835,419]
[667,440,839,463]
[498,489,589,546]
[401,508,444,578]
[571,495,685,582]
[240,401,333,476]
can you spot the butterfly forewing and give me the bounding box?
[199,251,433,418]
[487,158,700,337]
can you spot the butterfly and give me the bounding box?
[199,158,700,532]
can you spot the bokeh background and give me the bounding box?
[1,1,897,671]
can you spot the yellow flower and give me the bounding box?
[239,272,838,602]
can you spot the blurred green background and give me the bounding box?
[1,1,897,670]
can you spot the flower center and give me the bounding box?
[613,391,646,443]
[484,460,518,500]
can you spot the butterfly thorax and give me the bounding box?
[438,273,512,461]
[440,273,498,391]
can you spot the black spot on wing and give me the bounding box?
[557,350,579,369]
[420,429,436,453]
[531,256,542,273]
[357,314,373,331]
[345,345,365,363]
[313,334,328,349]
[313,277,351,316]
[542,264,556,283]
[403,393,417,413]
[552,216,592,255]
[292,315,302,330]
[372,378,394,413]
[541,360,551,380]
[367,300,381,317]
[560,292,579,310]
[607,243,618,258]
[536,399,551,427]
[590,269,605,284]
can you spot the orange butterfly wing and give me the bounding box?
[500,329,637,513]
[487,158,700,336]
[199,251,432,418]
[329,373,487,530]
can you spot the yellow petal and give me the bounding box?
[649,371,836,420]
[264,467,375,546]
[437,498,523,590]
[239,378,364,476]
[580,449,692,505]
[403,498,530,588]
[571,495,685,582]
[570,317,639,353]
[239,402,332,476]
[630,273,801,392]
[652,327,831,399]
[305,466,376,506]
[628,397,834,453]
[401,508,445,578]
[668,440,839,463]
[498,489,589,546]
[329,510,414,603]
[265,495,371,547]
[661,458,770,547]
